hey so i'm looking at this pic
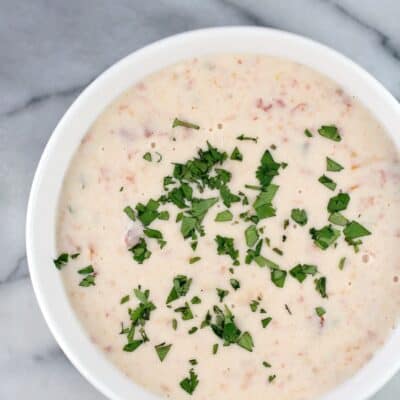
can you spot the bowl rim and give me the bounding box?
[26,26,400,400]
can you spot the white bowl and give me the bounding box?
[26,26,400,400]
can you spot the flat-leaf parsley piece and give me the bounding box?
[304,129,313,138]
[290,208,308,226]
[155,343,172,362]
[78,265,94,274]
[79,274,96,287]
[180,368,199,395]
[310,225,340,250]
[215,210,233,222]
[318,175,337,191]
[172,118,200,130]
[343,221,371,240]
[326,157,344,172]
[189,256,201,264]
[318,125,341,142]
[53,252,79,269]
[166,275,192,304]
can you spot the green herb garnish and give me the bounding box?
[338,256,346,270]
[326,157,344,172]
[328,212,348,226]
[143,152,152,162]
[256,151,282,188]
[245,225,259,247]
[237,332,254,352]
[236,134,257,143]
[289,264,318,283]
[315,307,326,317]
[175,302,194,320]
[315,277,328,298]
[129,238,151,264]
[290,208,308,226]
[310,225,340,250]
[78,265,94,274]
[318,175,337,191]
[318,125,341,141]
[173,118,200,130]
[180,368,199,395]
[217,288,229,302]
[189,256,201,264]
[304,129,313,137]
[215,235,239,265]
[166,275,192,304]
[191,296,201,304]
[120,295,130,304]
[53,253,69,270]
[155,343,172,362]
[230,147,243,161]
[230,278,240,290]
[327,193,350,213]
[215,210,233,222]
[123,206,136,221]
[261,317,272,328]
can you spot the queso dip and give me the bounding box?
[55,54,400,400]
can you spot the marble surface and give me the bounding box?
[1,0,400,398]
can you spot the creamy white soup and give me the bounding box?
[56,54,400,400]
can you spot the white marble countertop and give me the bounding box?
[1,0,399,398]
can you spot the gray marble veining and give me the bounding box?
[1,0,399,398]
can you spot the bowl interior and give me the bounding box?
[26,26,400,400]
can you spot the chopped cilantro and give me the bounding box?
[236,134,257,143]
[123,206,136,221]
[338,256,346,270]
[230,278,240,290]
[172,318,178,330]
[250,300,259,312]
[343,221,371,240]
[245,225,259,247]
[318,175,337,191]
[268,375,277,383]
[326,157,344,172]
[189,359,198,365]
[158,210,170,220]
[318,125,341,141]
[328,212,348,226]
[256,151,282,188]
[53,253,69,270]
[188,327,198,334]
[217,288,229,302]
[123,340,143,352]
[143,152,152,162]
[220,185,240,207]
[120,295,130,304]
[175,302,194,320]
[263,361,272,368]
[136,199,160,226]
[143,228,163,239]
[272,247,283,256]
[78,265,94,274]
[290,264,318,283]
[290,208,308,226]
[230,147,243,161]
[315,277,328,298]
[261,317,272,328]
[155,343,172,362]
[129,238,151,263]
[215,210,233,222]
[237,332,254,352]
[315,307,326,317]
[310,225,340,250]
[191,197,218,220]
[270,268,287,288]
[215,235,239,265]
[166,275,192,304]
[180,368,199,395]
[212,343,219,354]
[327,193,350,213]
[191,296,201,304]
[304,129,313,137]
[180,216,197,239]
[79,274,96,287]
[189,256,201,264]
[173,118,200,130]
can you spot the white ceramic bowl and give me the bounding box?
[26,27,400,400]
